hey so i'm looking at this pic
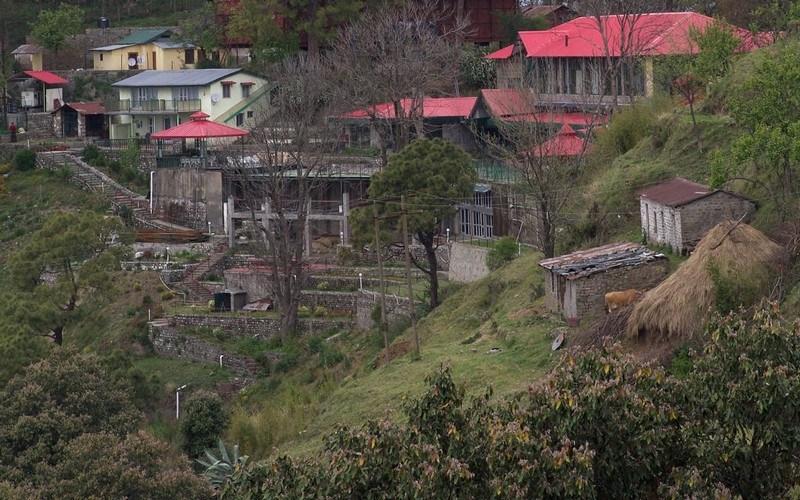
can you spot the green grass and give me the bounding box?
[271,252,562,459]
[133,357,237,392]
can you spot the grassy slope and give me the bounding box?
[275,251,563,458]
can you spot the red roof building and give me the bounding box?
[486,12,771,104]
[533,124,588,157]
[636,177,756,254]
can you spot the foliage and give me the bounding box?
[714,40,800,218]
[199,439,249,489]
[180,392,229,460]
[176,1,225,64]
[11,148,36,172]
[692,21,740,83]
[485,236,518,270]
[594,96,672,160]
[459,43,497,91]
[40,430,213,498]
[358,138,476,308]
[0,349,141,485]
[215,304,800,497]
[495,10,550,44]
[6,210,124,345]
[30,3,84,54]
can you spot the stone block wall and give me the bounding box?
[300,291,358,313]
[566,257,670,323]
[149,322,267,376]
[355,290,415,330]
[447,242,491,282]
[171,314,354,339]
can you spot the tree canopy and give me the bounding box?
[30,3,85,54]
[6,210,124,345]
[360,138,476,309]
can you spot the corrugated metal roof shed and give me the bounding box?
[538,241,665,280]
[113,68,241,87]
[12,44,41,55]
[636,177,712,207]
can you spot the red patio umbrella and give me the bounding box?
[151,111,249,139]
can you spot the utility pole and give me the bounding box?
[401,195,419,358]
[373,201,390,365]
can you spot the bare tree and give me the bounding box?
[580,0,672,107]
[478,58,603,257]
[328,2,471,165]
[223,55,338,338]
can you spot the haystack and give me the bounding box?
[626,220,780,343]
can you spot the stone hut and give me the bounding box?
[52,101,105,138]
[538,242,669,326]
[636,177,756,255]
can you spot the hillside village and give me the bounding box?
[0,0,799,497]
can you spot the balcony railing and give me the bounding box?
[474,160,519,184]
[105,99,202,113]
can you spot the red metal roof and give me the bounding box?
[485,44,514,59]
[22,70,68,85]
[636,177,718,207]
[533,124,588,157]
[151,111,249,139]
[341,97,477,120]
[489,13,767,60]
[472,88,536,118]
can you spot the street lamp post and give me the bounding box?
[176,384,187,419]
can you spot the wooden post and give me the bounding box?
[374,201,390,365]
[401,195,420,358]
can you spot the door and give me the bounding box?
[152,51,156,70]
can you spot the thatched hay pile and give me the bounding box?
[626,220,780,344]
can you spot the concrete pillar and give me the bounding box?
[227,195,235,247]
[341,192,350,244]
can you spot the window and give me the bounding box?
[148,117,154,134]
[222,83,233,98]
[241,84,251,98]
[236,113,244,126]
[175,87,198,101]
[164,117,171,130]
[246,111,253,118]
[99,53,104,61]
[185,49,195,64]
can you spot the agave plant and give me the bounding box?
[197,439,249,488]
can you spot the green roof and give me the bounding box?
[117,29,172,45]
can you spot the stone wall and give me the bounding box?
[447,242,491,282]
[564,257,670,324]
[172,314,354,339]
[355,290,415,330]
[300,291,358,313]
[149,322,267,376]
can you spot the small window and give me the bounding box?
[222,83,232,98]
[99,53,104,61]
[235,113,244,126]
[242,85,250,98]
[246,110,253,118]
[185,49,195,64]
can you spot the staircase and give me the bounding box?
[173,244,228,304]
[36,151,188,231]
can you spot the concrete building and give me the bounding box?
[104,68,270,140]
[89,29,198,71]
[636,177,756,255]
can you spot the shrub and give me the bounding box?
[298,306,311,317]
[161,291,174,301]
[142,295,153,305]
[485,237,518,270]
[80,144,102,164]
[179,392,228,459]
[12,149,36,172]
[316,281,332,291]
[313,306,328,317]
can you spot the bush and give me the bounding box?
[80,144,102,164]
[161,291,174,301]
[313,306,328,317]
[12,149,36,172]
[179,392,228,459]
[316,281,332,291]
[485,237,518,270]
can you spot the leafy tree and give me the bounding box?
[713,40,800,219]
[360,139,476,309]
[495,10,550,45]
[177,1,225,66]
[459,43,497,91]
[30,3,85,56]
[0,349,141,485]
[180,392,228,459]
[41,430,213,498]
[6,210,124,345]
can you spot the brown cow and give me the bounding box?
[604,289,642,313]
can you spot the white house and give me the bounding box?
[636,177,756,254]
[104,68,271,140]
